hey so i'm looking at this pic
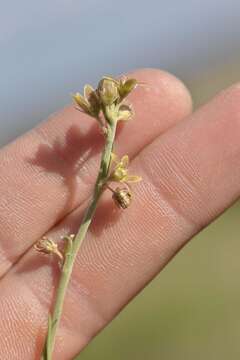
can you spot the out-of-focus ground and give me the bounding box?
[77,66,240,360]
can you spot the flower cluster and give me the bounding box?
[73,76,138,125]
[106,152,141,209]
[73,76,142,210]
[35,75,145,359]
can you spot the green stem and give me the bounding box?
[42,117,117,359]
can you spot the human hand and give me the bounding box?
[0,69,239,359]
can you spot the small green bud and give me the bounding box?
[119,78,137,100]
[97,77,120,106]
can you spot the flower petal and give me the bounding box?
[84,85,101,116]
[102,76,120,85]
[84,84,95,99]
[124,175,142,183]
[73,92,91,114]
[120,155,129,168]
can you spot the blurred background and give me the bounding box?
[1,1,240,359]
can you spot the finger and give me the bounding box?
[0,68,192,277]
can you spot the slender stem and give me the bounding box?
[42,117,117,359]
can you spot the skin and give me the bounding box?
[0,68,239,359]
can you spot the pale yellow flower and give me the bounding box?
[108,153,142,183]
[73,84,100,117]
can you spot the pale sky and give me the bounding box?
[1,0,240,145]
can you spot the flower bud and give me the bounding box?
[112,187,132,209]
[84,85,101,117]
[34,237,63,261]
[97,77,120,106]
[119,78,137,100]
[73,92,91,114]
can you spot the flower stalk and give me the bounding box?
[40,76,141,359]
